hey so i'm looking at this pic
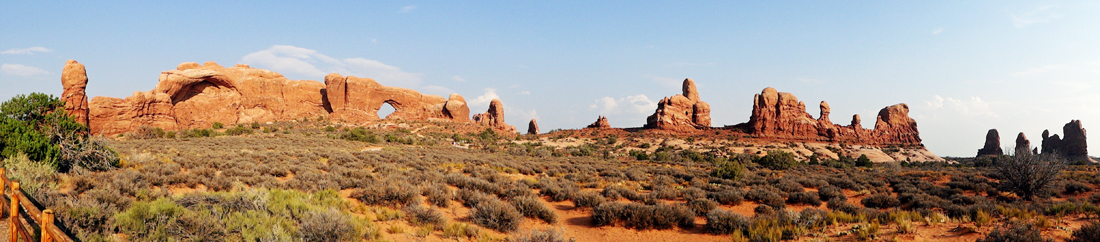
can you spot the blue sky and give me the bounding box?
[3,1,1100,157]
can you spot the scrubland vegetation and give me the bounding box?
[4,93,1100,241]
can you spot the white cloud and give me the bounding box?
[1,47,52,55]
[452,75,467,82]
[932,28,943,35]
[924,95,997,118]
[1012,5,1060,28]
[398,6,417,13]
[241,45,423,88]
[469,88,500,109]
[589,95,657,114]
[1009,62,1100,88]
[508,108,539,123]
[1,64,50,76]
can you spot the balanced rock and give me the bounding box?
[1015,132,1032,156]
[587,116,610,129]
[473,99,517,133]
[742,87,920,146]
[61,60,90,126]
[323,73,469,123]
[976,129,1003,156]
[527,119,539,135]
[645,78,711,131]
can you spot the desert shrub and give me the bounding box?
[709,189,744,205]
[688,198,719,216]
[510,228,574,242]
[754,150,798,170]
[977,221,1053,242]
[1064,181,1093,194]
[773,179,804,193]
[712,160,745,180]
[705,209,749,234]
[745,186,785,208]
[991,154,1067,199]
[861,194,900,209]
[224,125,253,136]
[442,222,480,240]
[538,179,579,202]
[817,185,844,202]
[573,191,606,208]
[447,173,503,195]
[470,198,524,232]
[855,154,874,167]
[512,195,557,224]
[2,153,59,195]
[787,192,822,206]
[212,122,224,129]
[1069,221,1100,242]
[403,204,446,228]
[114,198,186,241]
[342,128,381,143]
[423,183,453,208]
[351,181,419,207]
[601,185,642,201]
[1,93,84,166]
[299,208,362,242]
[591,202,694,230]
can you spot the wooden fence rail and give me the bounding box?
[0,169,74,242]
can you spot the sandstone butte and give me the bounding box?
[61,60,519,136]
[587,116,610,129]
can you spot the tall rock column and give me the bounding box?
[645,78,711,131]
[1015,132,1032,156]
[1062,120,1091,162]
[61,60,90,126]
[977,129,1003,156]
[527,119,539,135]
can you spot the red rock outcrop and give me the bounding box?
[645,78,711,131]
[976,129,1003,156]
[742,87,921,146]
[88,61,328,135]
[527,119,539,135]
[1015,132,1032,156]
[1041,120,1093,162]
[323,73,470,123]
[61,60,90,126]
[472,99,517,133]
[587,116,610,129]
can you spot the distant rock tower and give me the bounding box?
[976,129,1003,157]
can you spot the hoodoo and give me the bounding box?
[527,119,539,135]
[61,60,90,126]
[976,129,1003,157]
[587,116,610,129]
[472,99,517,133]
[1015,132,1032,156]
[1041,120,1093,162]
[645,78,711,131]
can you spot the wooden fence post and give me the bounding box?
[10,182,19,242]
[41,209,53,242]
[0,168,6,218]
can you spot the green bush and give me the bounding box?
[115,198,186,241]
[212,122,224,129]
[0,93,89,169]
[342,128,381,143]
[754,150,798,170]
[712,160,745,180]
[855,154,874,167]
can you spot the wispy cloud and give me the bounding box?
[1011,5,1060,28]
[469,88,500,109]
[518,91,531,95]
[452,75,467,82]
[589,95,657,114]
[241,45,423,88]
[1,47,52,55]
[798,78,824,84]
[932,28,943,35]
[924,95,997,118]
[1,64,50,76]
[398,5,417,13]
[647,76,681,90]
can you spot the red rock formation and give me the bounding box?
[742,87,922,146]
[1015,132,1032,156]
[88,61,328,135]
[323,73,469,123]
[1041,120,1093,162]
[472,99,517,133]
[587,116,610,129]
[976,129,1003,156]
[61,60,90,126]
[527,119,539,135]
[645,78,711,131]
